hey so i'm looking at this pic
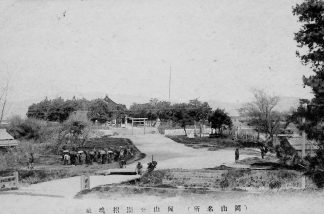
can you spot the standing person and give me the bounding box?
[64,153,70,165]
[235,148,240,163]
[28,153,34,169]
[84,151,90,165]
[81,152,86,165]
[89,150,94,164]
[260,147,265,159]
[114,150,120,162]
[136,162,143,175]
[101,151,106,164]
[119,146,124,159]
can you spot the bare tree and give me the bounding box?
[239,89,281,144]
[0,80,9,122]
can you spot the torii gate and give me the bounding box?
[126,116,148,135]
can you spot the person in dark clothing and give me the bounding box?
[261,147,265,159]
[89,151,94,164]
[85,151,90,165]
[70,153,74,165]
[78,153,82,164]
[136,162,143,175]
[101,152,107,164]
[28,153,34,169]
[114,150,120,162]
[235,148,239,162]
[147,161,157,172]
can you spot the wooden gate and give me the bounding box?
[0,171,19,190]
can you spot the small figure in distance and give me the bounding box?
[235,148,239,163]
[28,153,34,170]
[147,160,157,173]
[136,162,143,175]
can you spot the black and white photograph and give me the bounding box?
[1,0,324,213]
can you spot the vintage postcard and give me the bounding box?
[1,0,324,213]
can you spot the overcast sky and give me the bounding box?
[0,0,313,106]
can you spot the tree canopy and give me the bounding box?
[292,0,324,144]
[26,96,126,123]
[208,108,232,134]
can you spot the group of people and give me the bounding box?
[61,146,134,167]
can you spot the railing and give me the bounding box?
[0,171,19,190]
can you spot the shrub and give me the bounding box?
[220,177,229,189]
[0,140,47,171]
[269,180,281,189]
[7,116,46,140]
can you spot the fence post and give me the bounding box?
[13,171,19,187]
[81,175,90,191]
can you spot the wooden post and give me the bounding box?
[13,171,18,187]
[81,175,90,191]
[132,119,134,135]
[302,118,306,158]
[144,119,146,135]
[301,176,306,189]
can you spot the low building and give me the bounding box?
[0,129,18,147]
[287,136,319,157]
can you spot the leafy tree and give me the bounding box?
[188,99,212,137]
[7,116,46,140]
[27,97,51,120]
[47,97,66,122]
[292,0,324,145]
[208,108,232,135]
[26,96,123,123]
[60,111,91,148]
[87,96,126,123]
[172,103,195,135]
[87,99,113,123]
[129,98,172,121]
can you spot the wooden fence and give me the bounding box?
[0,171,19,190]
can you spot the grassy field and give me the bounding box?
[77,168,317,198]
[167,135,262,151]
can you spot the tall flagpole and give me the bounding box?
[169,65,171,101]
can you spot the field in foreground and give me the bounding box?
[76,168,317,199]
[0,137,144,185]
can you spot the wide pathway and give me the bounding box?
[0,131,260,214]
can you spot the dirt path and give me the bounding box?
[125,133,254,169]
[2,132,253,198]
[2,131,316,214]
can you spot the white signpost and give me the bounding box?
[80,175,90,191]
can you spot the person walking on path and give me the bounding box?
[136,162,143,175]
[235,148,239,163]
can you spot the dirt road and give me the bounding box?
[126,133,252,169]
[1,130,323,213]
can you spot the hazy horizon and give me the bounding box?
[0,0,314,118]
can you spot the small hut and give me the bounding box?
[0,129,18,147]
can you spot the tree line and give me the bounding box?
[26,95,127,123]
[129,98,232,135]
[26,96,233,135]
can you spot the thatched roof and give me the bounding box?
[0,129,18,147]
